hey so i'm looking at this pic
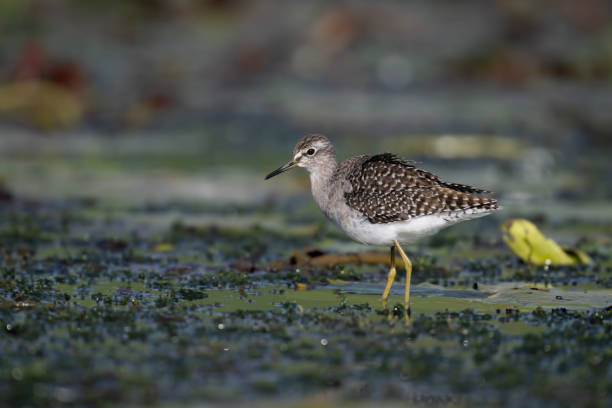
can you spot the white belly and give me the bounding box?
[335,209,492,246]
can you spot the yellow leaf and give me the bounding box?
[502,219,590,265]
[561,246,593,265]
[154,243,174,252]
[0,80,84,130]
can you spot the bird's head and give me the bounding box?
[265,134,335,179]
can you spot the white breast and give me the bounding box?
[335,208,493,247]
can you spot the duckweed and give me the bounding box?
[1,197,611,407]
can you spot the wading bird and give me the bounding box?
[265,134,499,316]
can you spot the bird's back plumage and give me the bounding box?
[343,153,499,224]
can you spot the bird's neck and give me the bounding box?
[308,156,338,216]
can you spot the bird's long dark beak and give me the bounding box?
[265,160,297,180]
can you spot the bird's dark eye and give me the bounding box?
[307,148,315,156]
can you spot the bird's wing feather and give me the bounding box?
[344,153,498,224]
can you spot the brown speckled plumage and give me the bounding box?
[344,153,499,224]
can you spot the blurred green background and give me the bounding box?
[0,0,610,214]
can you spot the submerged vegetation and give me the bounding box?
[1,195,611,407]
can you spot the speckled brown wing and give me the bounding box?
[344,154,498,224]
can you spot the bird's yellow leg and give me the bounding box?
[394,240,413,319]
[381,246,396,310]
